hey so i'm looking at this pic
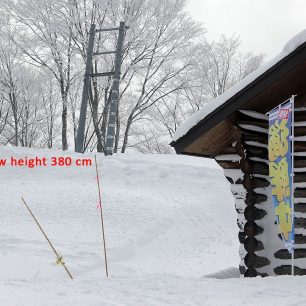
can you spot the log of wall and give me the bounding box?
[216,108,306,277]
[215,111,270,277]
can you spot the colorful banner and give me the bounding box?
[268,100,294,253]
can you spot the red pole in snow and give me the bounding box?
[94,155,109,277]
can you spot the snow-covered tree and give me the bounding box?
[0,0,264,153]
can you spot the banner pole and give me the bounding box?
[291,95,295,276]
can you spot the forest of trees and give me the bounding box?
[0,0,264,153]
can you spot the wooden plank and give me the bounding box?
[244,237,264,252]
[294,173,306,183]
[275,266,306,275]
[294,189,306,198]
[295,217,306,228]
[295,234,306,244]
[238,120,268,129]
[295,142,306,152]
[244,253,270,268]
[274,248,306,259]
[244,146,268,159]
[244,221,264,236]
[244,205,267,221]
[183,119,234,157]
[295,203,306,213]
[216,160,240,169]
[245,191,268,205]
[218,146,237,155]
[243,176,270,191]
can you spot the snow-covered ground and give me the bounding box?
[1,147,306,306]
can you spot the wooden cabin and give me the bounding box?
[171,30,306,277]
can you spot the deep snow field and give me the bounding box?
[1,147,306,306]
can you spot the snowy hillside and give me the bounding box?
[1,147,306,306]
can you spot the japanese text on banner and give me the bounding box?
[268,100,294,253]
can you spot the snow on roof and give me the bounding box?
[172,29,306,142]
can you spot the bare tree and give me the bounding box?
[0,96,10,143]
[65,0,202,153]
[0,0,265,154]
[40,78,61,149]
[0,39,24,146]
[0,42,46,148]
[114,0,202,152]
[2,0,80,150]
[149,34,265,152]
[193,34,264,99]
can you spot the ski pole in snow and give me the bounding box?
[21,197,73,280]
[94,155,109,277]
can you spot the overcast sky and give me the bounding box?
[186,0,306,60]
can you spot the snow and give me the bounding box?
[294,136,306,141]
[294,167,306,172]
[1,147,237,305]
[172,29,306,143]
[238,110,268,120]
[295,198,306,203]
[295,107,306,112]
[245,141,268,149]
[294,152,306,156]
[215,154,241,161]
[250,157,269,164]
[238,124,268,134]
[294,121,306,127]
[294,182,306,188]
[283,29,306,54]
[2,147,306,305]
[223,169,244,183]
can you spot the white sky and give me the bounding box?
[186,0,306,60]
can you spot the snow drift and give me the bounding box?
[1,148,305,305]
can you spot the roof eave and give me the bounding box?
[171,41,306,155]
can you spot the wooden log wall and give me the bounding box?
[215,108,306,277]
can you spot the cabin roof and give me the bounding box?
[171,30,306,158]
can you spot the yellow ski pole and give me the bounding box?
[21,197,73,280]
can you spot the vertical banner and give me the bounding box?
[268,99,294,253]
